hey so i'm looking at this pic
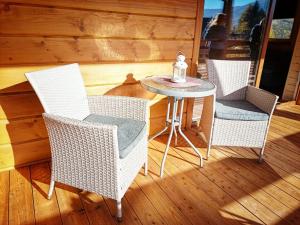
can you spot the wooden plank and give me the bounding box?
[145,157,212,224]
[30,163,62,225]
[208,147,300,219]
[150,97,187,119]
[104,198,141,225]
[262,148,300,179]
[0,117,47,145]
[0,0,197,18]
[0,97,172,144]
[283,20,300,100]
[9,167,35,225]
[186,0,204,129]
[218,146,300,202]
[86,83,156,99]
[0,4,195,39]
[149,113,186,136]
[0,93,43,120]
[79,192,117,225]
[190,0,204,76]
[124,181,167,225]
[0,139,50,171]
[0,37,193,65]
[55,183,90,225]
[149,141,259,225]
[133,172,192,225]
[227,146,300,190]
[148,140,263,224]
[266,131,299,155]
[165,137,288,225]
[0,62,178,93]
[0,171,9,225]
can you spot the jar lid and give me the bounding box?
[177,54,186,62]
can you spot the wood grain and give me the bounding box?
[0,93,43,120]
[159,138,283,225]
[0,139,50,171]
[0,4,195,39]
[2,104,300,225]
[0,61,189,94]
[0,37,193,65]
[104,198,141,225]
[283,25,300,100]
[30,163,62,225]
[149,141,242,225]
[0,170,9,225]
[79,192,116,225]
[125,181,167,225]
[134,171,192,225]
[0,0,197,18]
[9,167,35,225]
[0,117,47,145]
[186,0,205,128]
[55,183,90,225]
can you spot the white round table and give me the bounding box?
[141,76,216,177]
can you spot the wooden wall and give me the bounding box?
[283,27,300,100]
[0,0,199,171]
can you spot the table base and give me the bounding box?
[149,96,203,178]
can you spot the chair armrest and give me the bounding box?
[246,86,278,115]
[43,113,119,158]
[43,113,120,197]
[88,95,149,122]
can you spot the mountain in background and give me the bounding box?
[204,0,268,26]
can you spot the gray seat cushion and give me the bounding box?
[84,114,146,159]
[215,100,269,121]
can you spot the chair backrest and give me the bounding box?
[25,63,90,120]
[206,59,251,100]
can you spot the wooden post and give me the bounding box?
[186,0,204,129]
[223,0,233,36]
[255,0,277,87]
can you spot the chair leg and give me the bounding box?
[206,142,212,160]
[144,160,148,176]
[48,180,55,200]
[258,145,265,163]
[116,199,122,222]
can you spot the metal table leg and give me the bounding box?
[150,97,204,178]
[160,97,178,177]
[177,99,203,167]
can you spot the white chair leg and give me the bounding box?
[116,199,122,222]
[48,180,55,200]
[144,160,148,176]
[206,141,212,160]
[258,145,265,163]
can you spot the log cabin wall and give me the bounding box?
[0,0,198,171]
[283,27,300,100]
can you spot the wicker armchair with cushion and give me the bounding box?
[202,59,278,162]
[25,63,148,221]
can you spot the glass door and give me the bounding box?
[199,0,271,83]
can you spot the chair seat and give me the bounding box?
[84,114,146,159]
[215,100,269,121]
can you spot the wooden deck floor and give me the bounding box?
[1,103,300,225]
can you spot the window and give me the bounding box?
[269,18,294,39]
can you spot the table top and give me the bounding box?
[141,76,216,98]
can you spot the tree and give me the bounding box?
[237,1,265,37]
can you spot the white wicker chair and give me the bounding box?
[25,63,148,221]
[202,59,278,162]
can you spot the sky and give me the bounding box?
[204,0,256,9]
